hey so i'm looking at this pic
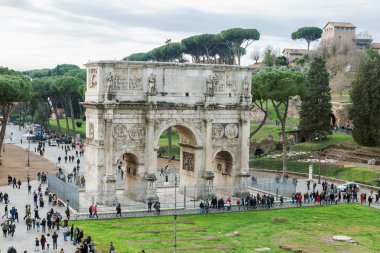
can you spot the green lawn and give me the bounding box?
[72,204,380,253]
[158,128,180,158]
[292,132,356,152]
[251,158,380,186]
[49,118,85,137]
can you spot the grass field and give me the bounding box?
[251,158,380,186]
[158,128,180,158]
[49,118,85,137]
[72,204,380,253]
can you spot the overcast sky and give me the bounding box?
[0,0,378,71]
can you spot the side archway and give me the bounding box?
[213,150,234,195]
[117,152,142,199]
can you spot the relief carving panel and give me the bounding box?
[114,68,128,90]
[129,68,142,90]
[113,124,146,149]
[182,152,195,172]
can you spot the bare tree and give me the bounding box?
[250,47,261,64]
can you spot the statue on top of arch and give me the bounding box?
[147,73,157,95]
[106,72,115,93]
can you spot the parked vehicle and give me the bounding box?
[56,136,71,144]
[49,140,58,146]
[337,182,360,192]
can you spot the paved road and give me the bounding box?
[5,124,86,177]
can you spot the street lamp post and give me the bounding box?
[165,163,178,253]
[314,130,321,184]
[27,137,31,167]
[23,132,35,168]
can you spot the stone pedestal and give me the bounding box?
[106,92,115,101]
[75,175,81,187]
[202,171,215,199]
[235,171,251,197]
[146,173,159,202]
[102,174,118,206]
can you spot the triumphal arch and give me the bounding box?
[83,61,252,205]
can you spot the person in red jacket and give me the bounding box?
[93,205,98,219]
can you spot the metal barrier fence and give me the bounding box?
[77,183,250,213]
[250,177,296,198]
[47,172,80,211]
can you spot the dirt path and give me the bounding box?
[157,157,180,171]
[0,144,57,185]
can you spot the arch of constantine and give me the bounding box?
[83,61,252,205]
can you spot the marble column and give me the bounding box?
[144,117,158,201]
[102,110,117,206]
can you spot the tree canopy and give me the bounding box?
[0,67,32,156]
[299,57,332,139]
[291,27,322,51]
[124,27,260,65]
[252,69,308,175]
[350,57,380,146]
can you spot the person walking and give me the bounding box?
[116,203,122,217]
[40,234,46,250]
[52,231,59,250]
[1,221,9,237]
[93,205,98,219]
[28,184,32,194]
[109,242,116,253]
[63,226,68,241]
[88,205,93,219]
[3,204,8,218]
[34,237,40,252]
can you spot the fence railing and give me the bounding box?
[250,177,297,198]
[47,172,80,211]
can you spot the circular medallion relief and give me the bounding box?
[212,124,224,139]
[225,124,238,138]
[113,125,128,139]
[129,125,145,140]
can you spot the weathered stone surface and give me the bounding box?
[255,247,271,252]
[83,61,253,209]
[368,159,376,165]
[332,235,352,242]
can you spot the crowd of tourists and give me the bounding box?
[54,143,86,188]
[1,171,100,253]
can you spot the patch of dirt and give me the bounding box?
[280,244,307,253]
[0,144,57,185]
[126,236,219,244]
[149,244,235,252]
[272,218,288,223]
[118,227,206,235]
[112,220,194,226]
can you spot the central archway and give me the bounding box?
[155,123,202,196]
